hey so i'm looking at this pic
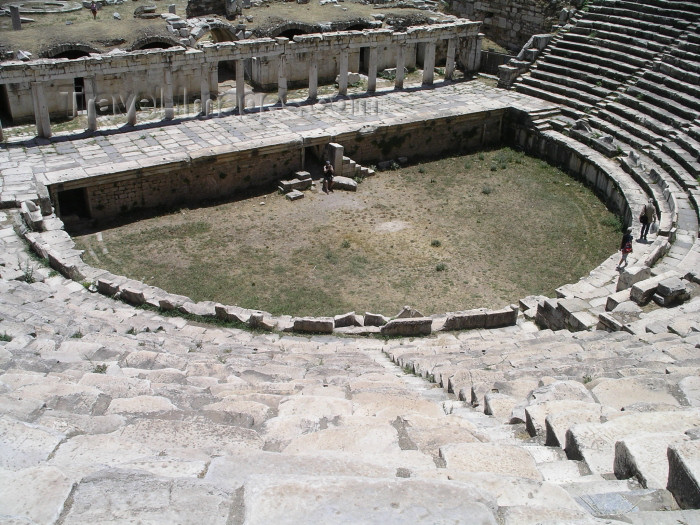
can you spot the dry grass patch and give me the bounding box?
[74,148,620,317]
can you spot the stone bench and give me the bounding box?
[569,24,670,51]
[543,53,632,82]
[566,32,658,60]
[557,40,649,68]
[535,61,622,91]
[547,45,641,75]
[530,69,610,98]
[575,18,676,46]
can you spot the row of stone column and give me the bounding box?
[25,37,459,138]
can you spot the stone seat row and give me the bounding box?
[8,276,695,523]
[587,5,696,30]
[574,18,679,47]
[600,0,700,18]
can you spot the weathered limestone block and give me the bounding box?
[364,312,388,326]
[484,305,518,328]
[292,317,334,333]
[285,189,304,201]
[278,178,312,192]
[653,277,690,307]
[544,403,606,448]
[617,266,652,292]
[566,411,700,475]
[679,376,700,407]
[119,285,146,306]
[630,271,678,304]
[528,380,595,405]
[334,311,361,328]
[20,200,44,231]
[0,466,74,524]
[0,418,65,470]
[614,432,689,489]
[439,442,542,481]
[331,175,358,191]
[122,350,187,370]
[667,441,700,509]
[243,477,498,524]
[525,399,597,440]
[277,396,353,420]
[591,376,682,411]
[200,399,273,427]
[215,304,250,324]
[179,301,217,317]
[62,469,235,524]
[607,289,631,311]
[78,373,152,398]
[282,419,401,456]
[157,293,191,311]
[380,317,432,336]
[484,392,519,422]
[120,417,264,456]
[106,395,177,415]
[443,308,487,330]
[395,305,424,318]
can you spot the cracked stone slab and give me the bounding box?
[243,475,498,524]
[61,469,236,524]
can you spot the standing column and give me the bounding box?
[277,54,287,105]
[236,59,246,115]
[445,38,456,81]
[209,65,218,98]
[338,49,349,96]
[84,76,97,131]
[422,41,436,85]
[308,58,318,101]
[395,44,406,90]
[200,64,211,116]
[30,81,51,138]
[126,76,137,126]
[10,5,21,30]
[367,46,378,93]
[163,66,174,120]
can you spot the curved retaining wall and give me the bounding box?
[26,109,650,336]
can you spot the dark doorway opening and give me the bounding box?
[57,188,90,218]
[279,28,306,39]
[0,85,11,126]
[74,77,85,112]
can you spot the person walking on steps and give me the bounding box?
[617,227,633,270]
[639,198,656,241]
[322,160,334,194]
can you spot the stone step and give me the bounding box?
[530,69,610,98]
[569,23,671,50]
[515,80,595,112]
[555,39,649,69]
[565,31,658,61]
[540,53,632,83]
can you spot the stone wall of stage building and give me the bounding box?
[336,110,505,164]
[50,108,504,221]
[70,141,302,219]
[3,59,203,125]
[448,0,579,51]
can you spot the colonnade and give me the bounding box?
[0,21,482,138]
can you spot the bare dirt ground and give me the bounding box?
[74,148,620,317]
